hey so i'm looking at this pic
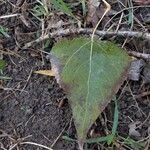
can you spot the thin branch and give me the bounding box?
[128,51,150,59]
[79,28,150,40]
[51,118,72,148]
[20,141,53,150]
[22,28,150,49]
[23,34,49,49]
[0,14,20,19]
[20,69,33,93]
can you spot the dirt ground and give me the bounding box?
[0,0,150,150]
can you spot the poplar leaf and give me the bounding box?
[51,37,131,148]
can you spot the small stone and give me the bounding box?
[128,59,145,81]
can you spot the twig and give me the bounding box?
[104,5,150,30]
[9,143,18,150]
[20,141,53,150]
[128,51,150,59]
[79,28,150,40]
[135,112,150,129]
[115,12,124,32]
[20,68,33,94]
[22,28,150,49]
[0,14,20,19]
[51,118,72,148]
[135,91,150,99]
[23,34,49,49]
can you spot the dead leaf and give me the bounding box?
[34,70,56,76]
[86,0,101,26]
[86,0,110,27]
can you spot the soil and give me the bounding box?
[0,1,150,150]
[0,51,76,150]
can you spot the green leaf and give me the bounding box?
[0,25,10,38]
[80,0,86,16]
[51,37,131,148]
[62,136,77,142]
[112,98,119,136]
[86,135,111,144]
[50,0,75,19]
[0,59,6,70]
[107,97,119,145]
[120,136,145,149]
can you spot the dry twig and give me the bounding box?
[0,14,20,19]
[128,51,150,59]
[22,28,150,60]
[51,118,72,148]
[20,142,53,150]
[22,28,150,49]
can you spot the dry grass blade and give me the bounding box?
[20,141,53,150]
[51,118,72,148]
[0,14,20,19]
[34,70,56,77]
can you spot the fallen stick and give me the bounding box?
[0,14,20,19]
[22,28,150,49]
[128,51,150,59]
[22,28,150,60]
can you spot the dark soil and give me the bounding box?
[0,51,77,150]
[0,1,150,150]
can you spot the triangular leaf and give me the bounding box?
[51,37,131,148]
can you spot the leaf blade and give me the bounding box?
[51,37,131,144]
